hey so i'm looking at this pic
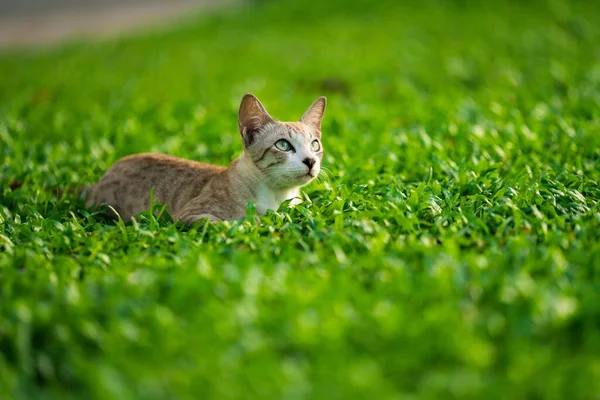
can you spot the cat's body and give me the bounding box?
[84,94,326,225]
[85,152,299,224]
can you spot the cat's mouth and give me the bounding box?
[283,169,318,185]
[302,167,318,177]
[301,171,317,181]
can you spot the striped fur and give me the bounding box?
[84,94,326,225]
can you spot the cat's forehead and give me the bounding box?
[271,121,318,139]
[284,122,305,132]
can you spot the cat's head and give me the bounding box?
[238,94,326,189]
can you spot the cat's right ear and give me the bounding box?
[238,94,274,147]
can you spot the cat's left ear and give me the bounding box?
[300,96,327,133]
[239,94,275,147]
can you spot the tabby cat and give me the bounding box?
[84,94,326,225]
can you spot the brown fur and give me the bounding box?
[84,94,326,225]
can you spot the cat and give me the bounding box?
[83,94,326,226]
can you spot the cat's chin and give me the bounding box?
[272,173,315,189]
[296,173,317,185]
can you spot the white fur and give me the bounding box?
[231,153,302,215]
[256,184,300,214]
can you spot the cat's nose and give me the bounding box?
[302,158,316,170]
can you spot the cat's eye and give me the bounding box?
[310,140,321,152]
[275,139,292,152]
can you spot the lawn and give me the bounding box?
[1,0,600,398]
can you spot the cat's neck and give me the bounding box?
[227,153,300,215]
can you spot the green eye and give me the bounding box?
[275,139,292,151]
[311,140,321,152]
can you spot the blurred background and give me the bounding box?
[0,0,242,47]
[1,1,600,399]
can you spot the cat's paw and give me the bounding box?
[179,213,221,226]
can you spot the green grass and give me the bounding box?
[1,0,600,398]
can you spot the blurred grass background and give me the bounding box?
[1,0,600,399]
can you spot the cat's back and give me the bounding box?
[115,152,225,175]
[104,152,226,188]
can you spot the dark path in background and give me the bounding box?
[0,0,243,48]
[0,0,171,17]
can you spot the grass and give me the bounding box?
[1,0,600,398]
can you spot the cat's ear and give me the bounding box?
[238,94,274,146]
[300,96,327,131]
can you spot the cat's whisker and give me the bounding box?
[319,167,334,176]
